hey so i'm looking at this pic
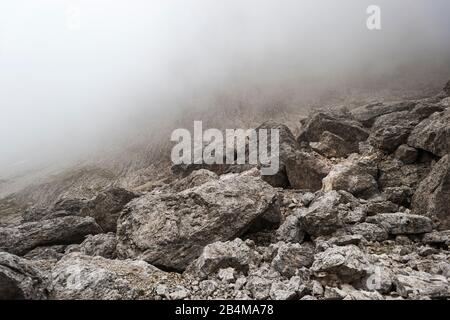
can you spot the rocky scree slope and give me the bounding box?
[1,81,450,300]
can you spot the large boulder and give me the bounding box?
[276,213,305,243]
[87,187,138,233]
[311,245,370,283]
[0,216,102,255]
[366,213,433,235]
[310,131,357,158]
[297,110,369,149]
[184,238,261,279]
[412,155,450,230]
[22,198,90,223]
[393,271,449,299]
[271,242,315,277]
[22,187,138,233]
[349,223,388,242]
[298,191,362,237]
[117,174,278,271]
[351,101,416,127]
[49,253,180,299]
[171,169,218,192]
[377,159,430,191]
[322,155,379,199]
[76,233,118,259]
[408,108,450,157]
[0,251,48,299]
[285,150,331,191]
[256,121,299,188]
[368,111,420,153]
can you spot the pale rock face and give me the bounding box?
[350,223,389,242]
[366,213,433,235]
[256,121,299,188]
[0,251,48,299]
[310,131,357,158]
[412,155,450,230]
[408,109,450,157]
[49,253,181,300]
[184,238,261,279]
[275,212,305,243]
[311,245,370,283]
[298,191,364,237]
[0,216,102,256]
[76,233,118,259]
[393,271,450,299]
[87,187,138,233]
[368,111,420,153]
[368,104,445,153]
[322,154,379,199]
[116,174,278,271]
[297,109,369,148]
[351,101,416,127]
[285,150,331,191]
[271,242,315,277]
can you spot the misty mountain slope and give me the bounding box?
[0,79,445,224]
[0,79,449,300]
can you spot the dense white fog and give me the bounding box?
[1,0,450,175]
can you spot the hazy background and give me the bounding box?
[1,0,450,177]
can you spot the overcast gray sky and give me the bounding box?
[1,0,450,175]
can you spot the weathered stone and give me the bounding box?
[168,286,190,300]
[311,245,370,283]
[422,231,450,247]
[368,111,420,153]
[382,186,414,207]
[298,191,360,237]
[378,159,430,191]
[412,155,450,230]
[24,245,67,261]
[77,233,117,259]
[22,198,90,223]
[310,131,356,158]
[245,276,272,300]
[171,169,218,192]
[285,150,331,191]
[394,145,418,164]
[408,109,450,157]
[0,251,48,299]
[297,110,369,149]
[366,213,433,235]
[269,276,306,300]
[275,213,305,243]
[322,155,379,199]
[271,242,315,277]
[328,235,366,247]
[49,253,180,299]
[340,284,385,300]
[257,121,299,188]
[350,223,389,242]
[87,187,138,233]
[0,216,102,255]
[185,239,261,279]
[351,101,416,127]
[362,200,399,217]
[394,271,449,299]
[217,268,236,283]
[117,174,276,271]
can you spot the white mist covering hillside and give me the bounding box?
[1,0,450,175]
